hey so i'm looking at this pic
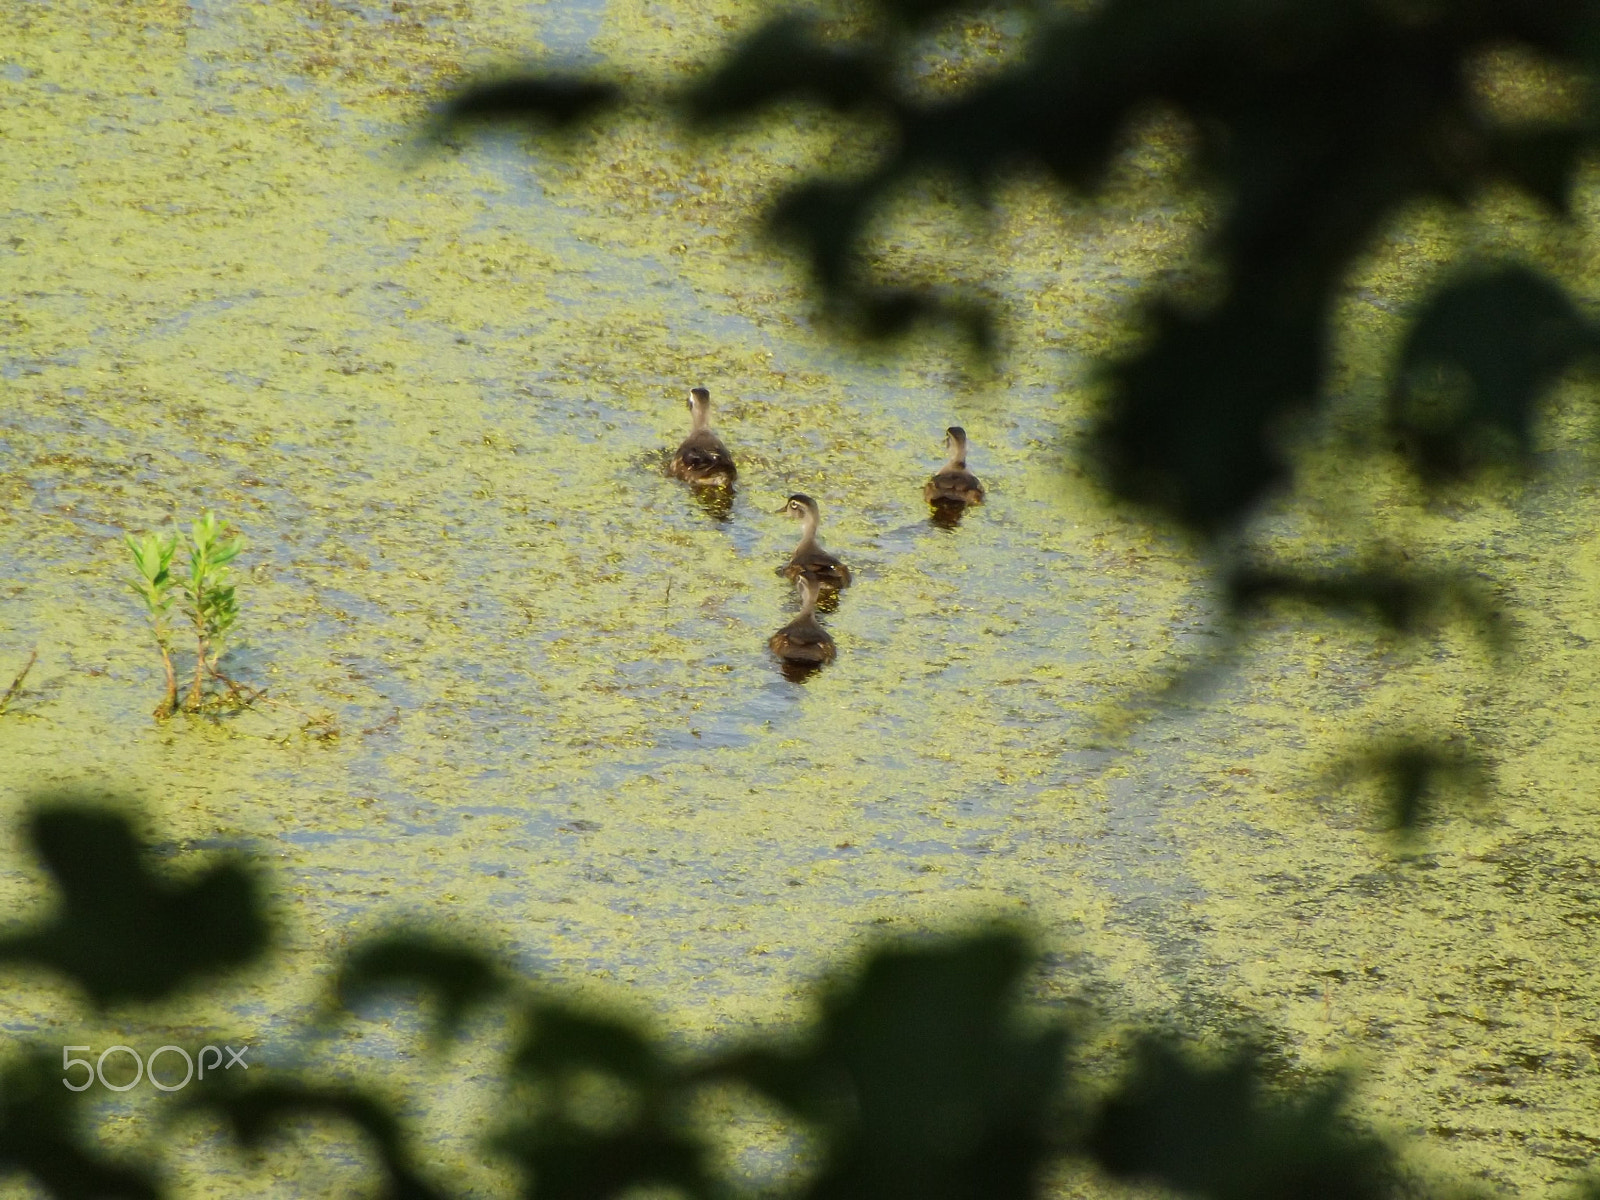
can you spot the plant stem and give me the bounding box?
[189,627,206,711]
[0,649,37,715]
[156,641,178,719]
[210,665,266,707]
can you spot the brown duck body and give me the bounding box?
[671,429,737,487]
[775,493,851,590]
[769,576,836,664]
[924,426,984,506]
[768,617,835,663]
[779,547,852,591]
[923,467,984,506]
[670,386,736,487]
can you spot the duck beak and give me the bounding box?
[772,503,790,514]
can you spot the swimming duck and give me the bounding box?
[924,426,985,507]
[769,576,836,665]
[670,386,736,488]
[775,493,852,591]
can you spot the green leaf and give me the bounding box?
[686,16,889,123]
[512,1000,665,1086]
[492,1117,710,1200]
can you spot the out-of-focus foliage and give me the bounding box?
[10,0,1600,1195]
[436,0,1600,536]
[699,932,1066,1200]
[1225,559,1508,653]
[1390,264,1600,483]
[1089,1038,1393,1200]
[0,804,267,1005]
[0,1050,160,1200]
[431,0,1600,813]
[497,1000,714,1200]
[0,798,1426,1200]
[334,932,511,1044]
[1332,734,1492,835]
[431,75,622,135]
[185,1079,447,1200]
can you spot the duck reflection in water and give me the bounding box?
[690,486,734,522]
[769,575,835,681]
[924,425,984,527]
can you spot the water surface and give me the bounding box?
[5,0,1600,1193]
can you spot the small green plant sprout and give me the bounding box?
[178,511,244,712]
[125,513,254,719]
[125,529,179,718]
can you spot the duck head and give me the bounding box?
[775,493,821,541]
[944,426,969,467]
[687,386,712,431]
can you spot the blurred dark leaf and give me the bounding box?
[336,932,508,1043]
[854,287,941,339]
[869,0,991,32]
[1097,298,1321,531]
[1227,561,1506,653]
[437,75,622,133]
[1391,264,1600,482]
[1489,127,1588,214]
[190,1079,444,1200]
[511,1000,665,1085]
[767,179,996,349]
[499,1000,710,1200]
[768,176,882,291]
[710,930,1067,1200]
[0,804,268,1005]
[687,16,888,122]
[672,0,1600,531]
[1336,737,1491,834]
[492,1118,710,1200]
[0,1049,159,1200]
[862,286,996,351]
[1089,1037,1394,1200]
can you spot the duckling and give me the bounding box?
[769,576,836,665]
[775,493,852,591]
[670,386,736,488]
[924,426,985,507]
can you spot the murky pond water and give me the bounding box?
[7,0,1600,1194]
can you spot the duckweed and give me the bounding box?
[4,1,1600,1194]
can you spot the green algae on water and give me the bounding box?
[5,1,1600,1194]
